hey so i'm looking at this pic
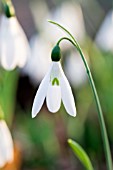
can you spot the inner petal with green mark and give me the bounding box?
[52,78,59,86]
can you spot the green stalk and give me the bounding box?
[48,20,113,170]
[0,105,4,120]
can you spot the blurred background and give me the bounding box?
[0,0,113,169]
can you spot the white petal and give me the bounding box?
[50,62,61,78]
[46,84,61,113]
[59,64,76,117]
[0,120,13,167]
[15,19,30,67]
[0,17,18,70]
[0,16,29,70]
[32,63,53,118]
[0,158,6,168]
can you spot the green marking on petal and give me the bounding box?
[52,78,59,86]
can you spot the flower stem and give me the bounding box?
[0,106,4,120]
[48,20,113,170]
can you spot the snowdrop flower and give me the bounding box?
[0,0,30,70]
[32,45,76,117]
[95,10,113,52]
[0,120,14,167]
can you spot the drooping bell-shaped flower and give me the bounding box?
[0,120,14,167]
[32,45,76,117]
[0,0,30,70]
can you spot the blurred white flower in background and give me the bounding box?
[0,120,14,167]
[23,35,51,84]
[95,10,113,52]
[0,15,30,70]
[64,52,87,87]
[41,2,85,47]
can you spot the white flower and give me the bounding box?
[0,15,30,70]
[0,120,14,167]
[41,3,85,45]
[32,62,76,117]
[95,10,113,52]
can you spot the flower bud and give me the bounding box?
[2,0,15,18]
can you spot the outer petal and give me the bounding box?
[0,16,18,70]
[32,63,53,118]
[0,16,29,70]
[46,84,61,113]
[14,18,30,67]
[0,120,13,168]
[0,155,6,168]
[59,64,76,117]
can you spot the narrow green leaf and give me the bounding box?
[68,139,94,170]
